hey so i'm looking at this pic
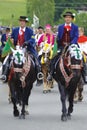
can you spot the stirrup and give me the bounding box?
[37,72,44,80]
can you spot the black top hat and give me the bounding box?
[19,16,29,22]
[63,12,75,18]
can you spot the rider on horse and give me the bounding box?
[47,11,79,81]
[0,27,11,55]
[1,16,43,83]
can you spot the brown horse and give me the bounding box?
[40,43,53,93]
[53,44,82,121]
[74,76,84,102]
[8,47,36,119]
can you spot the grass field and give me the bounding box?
[0,0,26,26]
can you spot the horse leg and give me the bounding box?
[20,83,33,118]
[58,81,67,121]
[20,88,26,119]
[8,87,12,103]
[11,97,19,117]
[43,82,48,93]
[43,73,48,94]
[24,84,33,115]
[78,77,84,101]
[67,84,77,118]
[73,87,79,103]
[47,81,51,92]
[9,82,19,117]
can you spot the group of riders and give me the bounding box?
[0,11,87,88]
[1,11,87,120]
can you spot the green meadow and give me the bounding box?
[0,0,26,26]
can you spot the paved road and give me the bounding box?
[0,80,87,130]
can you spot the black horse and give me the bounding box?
[8,47,36,119]
[53,44,82,121]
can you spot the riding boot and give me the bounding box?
[0,55,11,82]
[47,62,55,81]
[47,54,59,81]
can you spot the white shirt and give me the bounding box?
[65,23,71,26]
[35,33,44,45]
[19,27,26,35]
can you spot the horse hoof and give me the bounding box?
[19,114,25,119]
[43,90,48,94]
[48,90,51,93]
[78,96,83,102]
[25,110,29,115]
[61,114,67,121]
[8,98,12,104]
[13,109,19,117]
[67,113,71,120]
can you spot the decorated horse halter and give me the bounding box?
[15,51,23,63]
[41,43,53,64]
[59,44,82,87]
[10,47,31,88]
[69,44,83,69]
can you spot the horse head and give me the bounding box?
[41,43,53,64]
[62,44,82,70]
[68,44,82,69]
[11,45,26,79]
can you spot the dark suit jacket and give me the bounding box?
[11,27,37,56]
[57,23,78,49]
[1,34,7,46]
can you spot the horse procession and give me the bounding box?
[0,12,87,122]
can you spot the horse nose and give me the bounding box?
[44,57,47,63]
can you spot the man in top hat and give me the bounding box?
[47,11,79,81]
[1,16,43,84]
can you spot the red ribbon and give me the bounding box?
[64,25,71,31]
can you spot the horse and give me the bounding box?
[74,52,87,102]
[39,43,54,93]
[53,44,82,121]
[73,76,84,103]
[8,46,36,119]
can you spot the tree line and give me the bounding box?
[26,0,87,33]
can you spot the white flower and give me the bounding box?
[73,13,76,17]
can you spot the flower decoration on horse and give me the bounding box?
[11,45,25,65]
[69,44,82,60]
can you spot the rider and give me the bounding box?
[0,27,11,55]
[38,24,55,47]
[1,16,43,83]
[47,11,79,81]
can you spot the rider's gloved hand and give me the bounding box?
[22,41,28,48]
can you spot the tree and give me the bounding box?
[76,13,87,35]
[54,0,87,23]
[57,8,87,35]
[26,0,55,27]
[57,8,77,25]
